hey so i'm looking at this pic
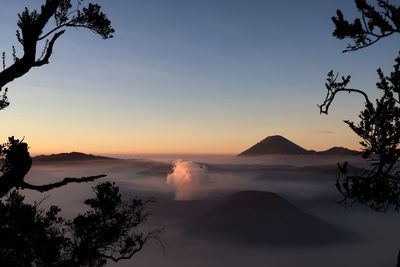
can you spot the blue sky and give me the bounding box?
[0,0,398,154]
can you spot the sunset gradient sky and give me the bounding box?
[0,0,398,155]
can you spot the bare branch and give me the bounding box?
[38,23,70,40]
[99,228,165,262]
[319,88,371,114]
[20,174,106,192]
[318,71,371,114]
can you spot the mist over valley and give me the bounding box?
[20,148,400,267]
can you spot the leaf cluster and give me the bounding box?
[346,58,400,162]
[332,0,400,51]
[0,182,160,267]
[0,191,67,267]
[0,137,26,174]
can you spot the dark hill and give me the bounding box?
[33,152,117,162]
[238,135,309,156]
[319,146,359,155]
[184,190,352,246]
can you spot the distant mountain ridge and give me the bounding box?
[239,135,358,156]
[318,146,359,155]
[33,152,118,162]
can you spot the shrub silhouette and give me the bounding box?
[0,182,161,266]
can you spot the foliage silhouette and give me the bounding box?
[0,182,162,267]
[319,0,400,212]
[0,1,161,265]
[331,0,400,52]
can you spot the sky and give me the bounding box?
[0,0,398,155]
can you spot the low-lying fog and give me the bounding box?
[20,155,400,267]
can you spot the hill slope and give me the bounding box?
[184,190,352,246]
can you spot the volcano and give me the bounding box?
[238,135,308,156]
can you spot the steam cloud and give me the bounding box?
[166,160,210,200]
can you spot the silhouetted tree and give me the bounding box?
[319,0,400,212]
[0,1,162,265]
[0,0,115,197]
[320,2,400,264]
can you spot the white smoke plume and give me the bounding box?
[166,159,210,200]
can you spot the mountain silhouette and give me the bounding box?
[184,190,352,246]
[238,135,358,156]
[238,135,309,156]
[33,152,117,162]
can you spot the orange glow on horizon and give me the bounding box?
[25,130,361,156]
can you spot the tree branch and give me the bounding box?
[39,23,70,41]
[318,71,371,114]
[33,30,65,66]
[99,228,165,262]
[38,23,93,41]
[0,0,62,89]
[38,22,98,41]
[0,0,114,100]
[20,174,106,192]
[343,31,395,52]
[319,88,371,114]
[332,1,400,53]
